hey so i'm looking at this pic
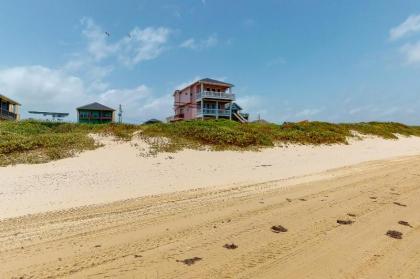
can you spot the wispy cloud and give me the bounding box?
[80,17,171,66]
[266,57,286,67]
[400,41,420,64]
[180,34,218,50]
[389,14,420,41]
[119,27,171,66]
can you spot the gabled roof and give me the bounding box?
[0,94,20,105]
[175,78,234,94]
[77,102,115,111]
[198,78,234,87]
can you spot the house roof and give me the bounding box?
[0,94,20,105]
[175,78,234,95]
[77,102,115,111]
[198,78,234,87]
[143,118,162,125]
[225,102,243,111]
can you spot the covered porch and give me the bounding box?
[196,100,232,119]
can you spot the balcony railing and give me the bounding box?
[0,108,17,120]
[196,91,235,100]
[197,108,231,117]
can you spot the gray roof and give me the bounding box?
[199,78,234,87]
[225,102,243,111]
[77,102,115,111]
[174,78,234,94]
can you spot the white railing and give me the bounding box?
[196,91,235,100]
[197,108,231,116]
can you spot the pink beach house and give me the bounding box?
[171,78,248,122]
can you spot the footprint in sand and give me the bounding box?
[223,243,238,250]
[271,225,288,233]
[386,230,403,239]
[337,219,354,225]
[398,221,412,227]
[177,257,202,266]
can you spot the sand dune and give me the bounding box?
[0,155,419,278]
[2,135,420,219]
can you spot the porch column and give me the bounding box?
[201,100,204,120]
[216,101,219,119]
[229,102,232,120]
[200,83,204,120]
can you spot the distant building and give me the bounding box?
[0,94,20,120]
[143,118,162,125]
[171,78,248,123]
[76,102,115,124]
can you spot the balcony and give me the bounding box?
[197,108,231,117]
[0,108,17,120]
[196,91,235,101]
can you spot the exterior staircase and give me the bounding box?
[233,112,248,123]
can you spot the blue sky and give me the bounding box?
[1,0,420,123]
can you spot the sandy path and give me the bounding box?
[2,135,420,219]
[0,156,419,278]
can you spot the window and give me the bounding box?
[79,111,89,118]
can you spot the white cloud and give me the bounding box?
[98,85,172,122]
[180,34,218,50]
[0,66,86,115]
[390,14,420,41]
[119,27,171,66]
[80,17,171,66]
[0,65,172,122]
[0,18,179,123]
[400,41,420,64]
[81,18,118,61]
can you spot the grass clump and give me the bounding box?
[0,120,139,166]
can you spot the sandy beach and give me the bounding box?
[2,135,420,219]
[0,153,419,278]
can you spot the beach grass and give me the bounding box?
[1,119,420,166]
[0,120,138,166]
[140,120,420,152]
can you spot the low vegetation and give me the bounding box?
[1,119,420,166]
[140,120,420,153]
[0,120,137,166]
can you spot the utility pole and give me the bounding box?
[118,104,123,123]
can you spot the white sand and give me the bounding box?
[1,135,420,219]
